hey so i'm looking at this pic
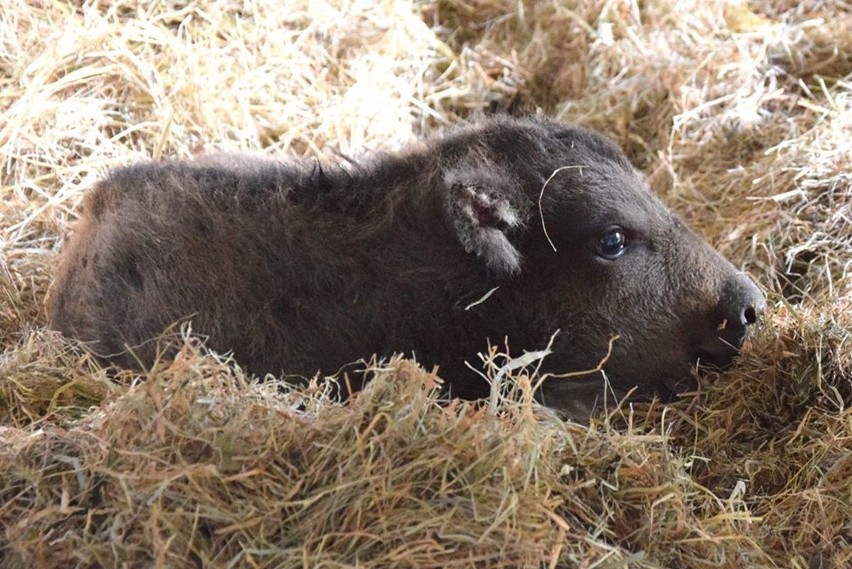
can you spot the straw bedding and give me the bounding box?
[1,1,850,567]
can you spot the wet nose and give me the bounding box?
[695,273,765,369]
[720,273,766,334]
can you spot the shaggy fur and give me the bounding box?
[48,116,764,417]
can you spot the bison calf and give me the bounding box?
[48,117,764,417]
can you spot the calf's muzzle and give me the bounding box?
[696,273,766,369]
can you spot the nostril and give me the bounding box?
[721,273,765,330]
[722,304,758,333]
[722,305,757,332]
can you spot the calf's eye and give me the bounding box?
[596,228,628,259]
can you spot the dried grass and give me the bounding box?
[1,0,851,567]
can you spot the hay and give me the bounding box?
[1,351,571,568]
[1,0,851,567]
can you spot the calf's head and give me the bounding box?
[440,119,765,416]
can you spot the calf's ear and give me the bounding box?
[444,167,527,275]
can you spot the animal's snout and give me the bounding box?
[720,273,765,333]
[695,273,765,369]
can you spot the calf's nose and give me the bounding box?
[694,273,765,369]
[720,273,766,334]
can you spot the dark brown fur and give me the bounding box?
[48,117,764,417]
